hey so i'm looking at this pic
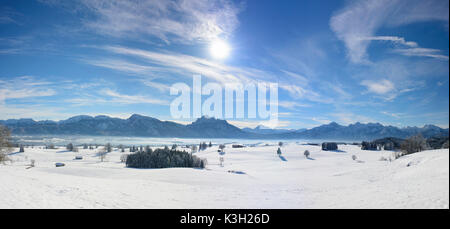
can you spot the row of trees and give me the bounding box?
[126,147,207,169]
[400,135,428,155]
[198,142,212,151]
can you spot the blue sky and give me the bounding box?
[0,0,448,129]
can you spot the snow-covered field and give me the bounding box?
[0,142,448,208]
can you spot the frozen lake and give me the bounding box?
[11,135,344,147]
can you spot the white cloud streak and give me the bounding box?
[361,79,395,95]
[100,89,168,105]
[0,76,55,102]
[84,45,333,104]
[330,0,449,63]
[393,48,449,60]
[75,0,242,44]
[363,36,418,47]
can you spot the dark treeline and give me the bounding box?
[126,147,207,169]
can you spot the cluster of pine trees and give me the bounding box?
[126,147,207,169]
[129,145,152,153]
[198,141,212,151]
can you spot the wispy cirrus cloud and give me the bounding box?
[381,111,404,118]
[331,112,376,125]
[330,0,449,63]
[361,79,395,95]
[362,36,418,47]
[83,58,167,75]
[140,80,172,92]
[393,47,449,60]
[279,84,332,104]
[280,70,309,85]
[360,78,422,101]
[42,0,242,44]
[98,45,249,84]
[83,45,334,105]
[278,101,311,109]
[0,76,55,102]
[360,79,403,101]
[0,7,22,25]
[101,88,168,105]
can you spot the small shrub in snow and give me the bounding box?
[120,154,128,163]
[304,150,310,158]
[443,140,449,149]
[392,151,404,160]
[352,155,357,161]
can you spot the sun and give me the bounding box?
[209,39,230,59]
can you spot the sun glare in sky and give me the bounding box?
[209,39,231,59]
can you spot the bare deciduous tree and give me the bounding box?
[120,154,128,163]
[401,134,428,155]
[98,149,107,162]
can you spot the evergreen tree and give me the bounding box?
[105,143,112,153]
[304,150,310,158]
[66,143,74,151]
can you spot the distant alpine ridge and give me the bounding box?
[1,114,448,140]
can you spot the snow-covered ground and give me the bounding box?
[0,142,448,208]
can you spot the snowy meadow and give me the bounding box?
[1,141,448,208]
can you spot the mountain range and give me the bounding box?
[1,114,448,141]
